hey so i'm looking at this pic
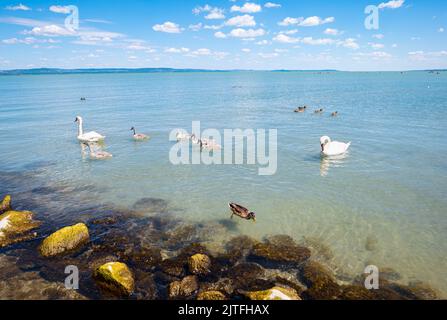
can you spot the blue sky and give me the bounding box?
[0,0,446,70]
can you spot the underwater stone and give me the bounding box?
[188,254,211,275]
[160,257,187,278]
[248,241,311,268]
[94,261,135,297]
[39,223,89,257]
[132,198,168,213]
[0,210,41,248]
[299,260,342,300]
[123,246,162,272]
[242,286,301,300]
[197,290,226,300]
[0,195,12,214]
[168,275,199,299]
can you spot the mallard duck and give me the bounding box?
[229,203,256,222]
[331,111,338,117]
[294,106,307,113]
[80,97,86,101]
[314,108,324,114]
[131,127,149,141]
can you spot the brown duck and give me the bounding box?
[229,203,256,222]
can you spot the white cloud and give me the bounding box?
[24,24,75,36]
[258,52,279,58]
[229,28,265,38]
[49,5,71,14]
[204,24,223,30]
[408,50,447,61]
[214,31,227,39]
[369,42,385,49]
[355,51,392,59]
[265,2,281,8]
[372,34,384,39]
[189,23,203,31]
[392,43,398,48]
[242,48,251,53]
[273,33,299,43]
[338,38,359,50]
[152,21,182,33]
[324,28,339,36]
[165,47,190,53]
[256,40,269,45]
[301,37,335,45]
[439,27,444,33]
[225,15,256,27]
[231,3,262,13]
[5,3,31,11]
[193,5,225,20]
[378,0,405,10]
[279,16,334,27]
[282,29,298,35]
[2,37,59,45]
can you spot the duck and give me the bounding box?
[331,111,339,117]
[294,106,307,113]
[75,116,105,143]
[229,203,256,222]
[130,127,149,141]
[320,136,351,156]
[80,97,86,101]
[83,143,112,160]
[314,108,324,114]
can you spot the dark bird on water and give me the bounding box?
[294,106,307,113]
[80,97,86,101]
[229,203,256,222]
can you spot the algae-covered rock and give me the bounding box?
[299,260,341,300]
[339,285,375,300]
[160,257,187,278]
[0,195,12,214]
[243,286,301,300]
[168,275,199,299]
[197,290,226,300]
[94,261,135,297]
[39,223,89,257]
[0,210,41,248]
[248,241,311,267]
[188,254,211,275]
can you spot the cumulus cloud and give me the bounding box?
[324,28,340,36]
[49,5,71,14]
[338,38,359,49]
[193,5,225,20]
[24,24,75,36]
[152,21,182,33]
[242,48,251,53]
[258,52,279,58]
[273,33,299,43]
[189,23,203,31]
[265,2,281,8]
[5,3,31,11]
[231,3,262,13]
[279,16,334,27]
[214,31,227,39]
[378,0,405,10]
[229,28,266,38]
[165,47,190,53]
[301,37,335,45]
[225,15,256,27]
[372,34,384,39]
[369,42,385,49]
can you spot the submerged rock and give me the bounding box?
[339,285,375,300]
[132,198,168,213]
[160,257,187,278]
[299,260,341,300]
[94,262,135,297]
[188,254,211,275]
[197,290,226,300]
[248,240,311,268]
[242,286,301,300]
[168,275,199,299]
[0,195,12,214]
[0,210,41,248]
[39,223,89,257]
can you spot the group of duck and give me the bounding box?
[175,132,222,151]
[294,105,338,117]
[75,116,150,160]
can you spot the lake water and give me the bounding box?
[0,71,446,296]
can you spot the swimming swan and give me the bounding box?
[320,136,351,156]
[83,143,112,160]
[75,116,105,143]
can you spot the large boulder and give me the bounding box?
[39,223,89,257]
[299,260,342,300]
[242,286,301,300]
[94,262,135,297]
[0,195,12,214]
[248,240,311,268]
[0,210,41,248]
[188,254,211,275]
[168,275,199,299]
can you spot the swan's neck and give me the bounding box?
[77,120,83,136]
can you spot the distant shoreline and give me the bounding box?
[0,68,445,75]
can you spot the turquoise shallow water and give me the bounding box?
[0,71,446,296]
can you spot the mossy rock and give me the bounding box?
[0,195,12,214]
[168,275,199,299]
[299,261,341,300]
[160,257,187,278]
[94,261,135,297]
[0,210,41,248]
[339,285,375,300]
[197,290,226,300]
[248,241,311,267]
[39,223,89,257]
[188,254,211,275]
[243,286,301,300]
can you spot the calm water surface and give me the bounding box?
[0,71,446,296]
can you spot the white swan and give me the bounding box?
[320,136,351,156]
[75,116,105,143]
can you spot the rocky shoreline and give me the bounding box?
[0,192,440,300]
